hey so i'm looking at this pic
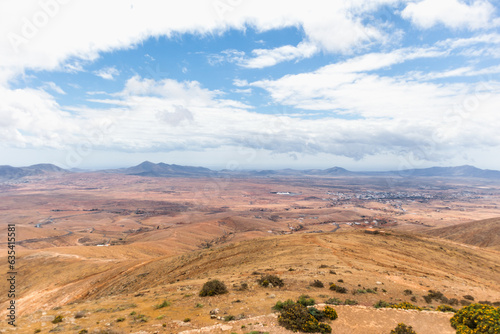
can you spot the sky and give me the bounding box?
[1,0,500,171]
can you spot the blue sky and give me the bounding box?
[1,0,500,171]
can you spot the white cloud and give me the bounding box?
[240,42,318,69]
[42,81,65,94]
[2,74,499,165]
[93,66,120,80]
[0,0,398,77]
[401,0,496,30]
[0,86,77,148]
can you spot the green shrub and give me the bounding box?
[257,275,284,288]
[199,279,228,296]
[325,297,342,305]
[374,300,391,308]
[389,302,422,311]
[273,299,295,311]
[310,280,324,288]
[195,303,203,308]
[424,290,447,304]
[116,317,125,322]
[403,289,413,296]
[154,300,171,309]
[277,302,331,333]
[277,302,316,332]
[437,305,457,313]
[297,295,315,307]
[463,295,475,301]
[323,306,338,320]
[224,315,235,321]
[329,283,347,293]
[183,318,191,322]
[308,307,325,321]
[450,303,500,334]
[390,323,417,334]
[343,299,358,305]
[318,323,332,333]
[460,299,472,306]
[52,315,63,324]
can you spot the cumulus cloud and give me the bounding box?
[93,66,120,80]
[0,0,398,78]
[2,73,499,164]
[401,0,496,30]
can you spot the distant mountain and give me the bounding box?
[0,164,67,181]
[24,163,66,173]
[2,162,500,179]
[384,165,500,179]
[311,166,356,176]
[121,161,213,177]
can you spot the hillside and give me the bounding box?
[0,164,67,181]
[1,231,499,333]
[423,217,500,250]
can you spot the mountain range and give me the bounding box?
[2,161,500,180]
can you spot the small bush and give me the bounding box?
[437,305,457,313]
[325,297,342,305]
[52,315,63,324]
[323,306,338,320]
[297,295,315,307]
[273,299,295,311]
[310,280,324,288]
[183,318,191,322]
[403,289,413,295]
[78,330,88,334]
[257,275,284,288]
[410,296,417,302]
[424,289,447,304]
[199,279,228,297]
[240,282,248,290]
[390,323,417,334]
[460,299,471,306]
[450,303,500,334]
[224,315,235,321]
[329,284,348,293]
[353,289,366,295]
[318,323,332,334]
[308,307,325,321]
[195,303,203,308]
[344,299,358,305]
[389,302,422,311]
[463,295,474,301]
[478,300,492,305]
[34,330,41,334]
[277,302,331,333]
[154,300,171,309]
[374,300,391,308]
[116,317,125,322]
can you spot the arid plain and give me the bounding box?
[1,168,500,333]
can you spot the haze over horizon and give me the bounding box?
[2,1,500,171]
